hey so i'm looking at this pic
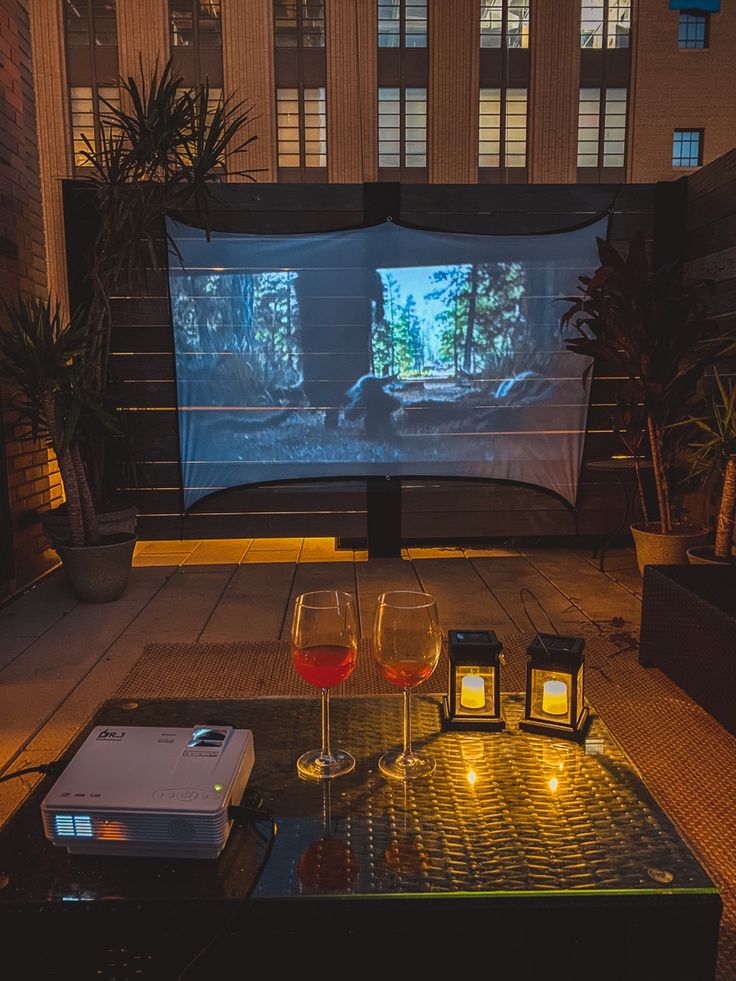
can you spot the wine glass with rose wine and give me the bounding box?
[373,591,442,780]
[291,590,359,779]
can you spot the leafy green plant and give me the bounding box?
[560,232,735,534]
[0,296,115,547]
[679,371,736,560]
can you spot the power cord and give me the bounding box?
[175,791,278,981]
[0,762,63,784]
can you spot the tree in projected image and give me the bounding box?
[173,271,302,409]
[429,262,528,376]
[372,272,399,375]
[251,272,300,373]
[374,283,425,377]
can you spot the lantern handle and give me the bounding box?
[519,588,559,650]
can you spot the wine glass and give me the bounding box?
[291,590,359,779]
[373,591,442,780]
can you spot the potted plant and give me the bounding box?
[44,59,254,540]
[0,296,134,602]
[677,370,736,565]
[560,232,736,573]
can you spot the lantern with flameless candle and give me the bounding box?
[442,630,505,731]
[519,633,590,741]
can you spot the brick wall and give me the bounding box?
[0,0,59,599]
[629,2,736,183]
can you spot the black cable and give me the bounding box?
[519,587,559,638]
[0,762,63,784]
[174,801,278,981]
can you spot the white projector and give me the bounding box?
[42,724,255,859]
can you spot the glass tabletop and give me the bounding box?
[0,694,716,907]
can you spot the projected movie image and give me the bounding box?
[169,220,602,510]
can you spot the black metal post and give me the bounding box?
[363,182,403,558]
[366,476,402,558]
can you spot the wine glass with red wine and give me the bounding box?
[373,591,442,780]
[291,590,359,779]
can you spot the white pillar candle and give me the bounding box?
[461,674,486,710]
[542,679,568,716]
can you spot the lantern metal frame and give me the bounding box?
[519,633,590,741]
[442,629,505,731]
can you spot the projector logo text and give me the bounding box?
[97,729,125,740]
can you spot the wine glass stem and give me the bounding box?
[320,687,332,762]
[403,687,412,759]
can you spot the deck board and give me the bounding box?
[413,557,517,633]
[199,563,297,643]
[0,568,172,774]
[517,547,642,628]
[469,555,593,634]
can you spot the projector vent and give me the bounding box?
[45,809,228,844]
[168,818,195,842]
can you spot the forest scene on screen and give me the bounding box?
[171,241,592,508]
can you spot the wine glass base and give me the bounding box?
[296,749,355,780]
[378,749,435,780]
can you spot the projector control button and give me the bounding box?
[176,791,198,801]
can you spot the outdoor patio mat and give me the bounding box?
[116,630,736,979]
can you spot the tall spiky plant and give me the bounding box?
[560,232,734,534]
[0,297,108,547]
[680,371,736,560]
[75,57,257,500]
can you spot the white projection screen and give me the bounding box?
[167,217,604,512]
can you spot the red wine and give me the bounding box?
[292,644,357,688]
[380,658,434,689]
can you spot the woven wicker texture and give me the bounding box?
[240,694,712,896]
[116,630,736,977]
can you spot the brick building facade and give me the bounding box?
[630,1,736,182]
[0,0,60,601]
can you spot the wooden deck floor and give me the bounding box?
[0,539,643,829]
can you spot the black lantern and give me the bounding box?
[519,633,590,741]
[442,630,504,731]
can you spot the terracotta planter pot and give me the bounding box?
[630,522,708,575]
[56,534,137,603]
[42,505,138,547]
[687,545,735,566]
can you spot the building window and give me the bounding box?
[277,87,326,169]
[64,0,117,47]
[577,87,627,168]
[673,129,703,168]
[479,87,527,168]
[679,12,708,48]
[274,1,325,48]
[70,85,120,169]
[580,0,630,49]
[378,87,426,168]
[480,0,530,48]
[378,1,427,48]
[170,1,222,48]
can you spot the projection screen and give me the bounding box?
[168,217,604,511]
